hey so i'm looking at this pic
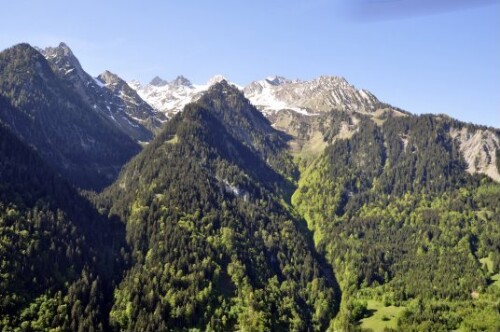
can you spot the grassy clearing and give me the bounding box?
[490,274,500,289]
[359,299,406,332]
[290,131,328,161]
[480,257,494,273]
[480,256,500,289]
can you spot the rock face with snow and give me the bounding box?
[96,70,166,132]
[131,74,400,119]
[0,43,141,189]
[129,75,235,116]
[241,75,405,158]
[42,43,162,141]
[243,75,384,115]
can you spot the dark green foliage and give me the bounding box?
[322,111,357,143]
[293,113,500,329]
[0,44,140,190]
[379,115,469,196]
[100,83,338,331]
[0,123,126,330]
[396,297,500,332]
[195,82,299,184]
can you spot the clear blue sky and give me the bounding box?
[0,0,498,127]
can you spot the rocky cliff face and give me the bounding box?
[42,43,163,141]
[244,75,385,115]
[0,43,141,189]
[450,126,500,181]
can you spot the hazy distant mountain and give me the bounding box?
[132,74,386,116]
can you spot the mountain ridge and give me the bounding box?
[100,81,339,330]
[0,43,142,189]
[41,43,164,140]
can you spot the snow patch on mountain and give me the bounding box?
[244,75,382,116]
[128,74,240,115]
[243,78,316,116]
[93,77,106,88]
[131,74,394,119]
[41,43,162,141]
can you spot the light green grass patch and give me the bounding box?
[480,256,500,289]
[491,274,500,289]
[359,299,406,332]
[480,257,494,274]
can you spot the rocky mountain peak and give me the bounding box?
[265,75,290,86]
[42,42,80,68]
[244,74,384,115]
[40,42,92,88]
[37,43,160,142]
[316,75,348,84]
[170,75,192,87]
[206,74,227,86]
[98,70,123,86]
[149,76,168,87]
[42,42,74,58]
[56,42,72,54]
[206,79,239,95]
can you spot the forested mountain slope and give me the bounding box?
[0,122,126,331]
[0,44,141,190]
[100,82,339,331]
[292,113,500,330]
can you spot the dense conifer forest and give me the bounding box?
[0,122,126,330]
[293,115,500,330]
[100,83,338,331]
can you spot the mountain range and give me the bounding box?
[130,72,499,183]
[0,42,499,331]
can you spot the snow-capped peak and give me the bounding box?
[243,75,382,116]
[206,74,227,87]
[128,79,142,90]
[129,74,384,118]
